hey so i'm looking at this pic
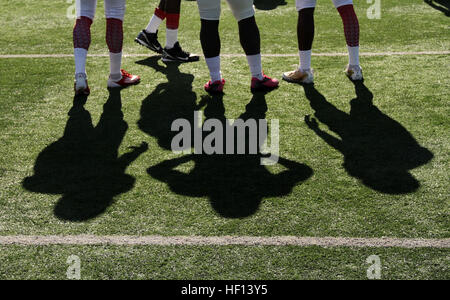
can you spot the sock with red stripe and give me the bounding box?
[337,4,360,66]
[166,13,180,49]
[164,0,181,49]
[73,16,93,75]
[106,18,124,81]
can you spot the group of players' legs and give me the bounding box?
[135,0,200,62]
[283,0,362,84]
[73,0,363,96]
[198,0,279,93]
[73,0,140,95]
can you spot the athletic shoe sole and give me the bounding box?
[107,78,141,89]
[282,73,314,85]
[135,38,163,54]
[162,53,200,63]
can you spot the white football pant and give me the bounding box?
[295,0,354,10]
[76,0,126,20]
[196,0,255,21]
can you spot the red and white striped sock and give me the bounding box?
[146,7,166,33]
[166,13,180,49]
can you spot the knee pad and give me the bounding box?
[104,0,126,21]
[77,0,98,20]
[227,0,255,21]
[332,0,354,9]
[197,0,221,21]
[296,0,317,11]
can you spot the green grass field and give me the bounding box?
[0,0,449,280]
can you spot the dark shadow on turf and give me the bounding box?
[424,0,450,16]
[23,91,148,221]
[303,82,433,194]
[145,93,313,218]
[136,56,202,151]
[253,0,287,10]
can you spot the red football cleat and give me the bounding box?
[251,74,279,93]
[204,79,225,94]
[107,69,141,89]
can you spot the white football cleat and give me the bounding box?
[282,68,314,84]
[345,65,363,81]
[107,69,141,89]
[74,73,90,96]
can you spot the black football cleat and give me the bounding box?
[135,30,163,54]
[162,42,200,63]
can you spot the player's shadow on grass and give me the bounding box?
[147,94,313,218]
[424,0,450,16]
[137,57,312,217]
[22,91,148,221]
[253,0,287,10]
[303,82,433,194]
[136,56,201,151]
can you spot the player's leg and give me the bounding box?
[227,0,279,93]
[197,0,225,93]
[135,0,166,53]
[148,0,167,33]
[73,0,97,95]
[164,0,181,50]
[282,0,316,84]
[334,0,363,80]
[162,0,199,62]
[104,0,140,88]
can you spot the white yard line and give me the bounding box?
[0,235,448,248]
[0,51,449,59]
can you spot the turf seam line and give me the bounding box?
[0,236,449,248]
[0,51,449,59]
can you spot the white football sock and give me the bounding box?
[146,15,163,33]
[109,52,122,81]
[74,48,88,75]
[348,46,360,66]
[205,56,222,82]
[299,50,312,71]
[166,28,178,49]
[246,54,264,80]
